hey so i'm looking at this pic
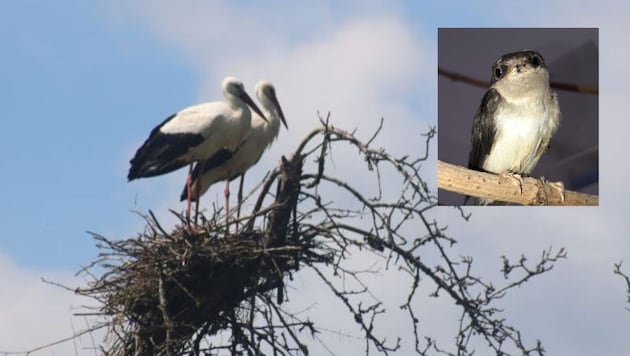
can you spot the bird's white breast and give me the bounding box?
[220,113,278,175]
[482,98,555,174]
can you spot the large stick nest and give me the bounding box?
[77,143,329,355]
[82,227,318,355]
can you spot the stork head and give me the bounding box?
[222,76,266,122]
[256,80,288,130]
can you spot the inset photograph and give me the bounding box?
[437,28,598,206]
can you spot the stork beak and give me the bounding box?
[240,92,268,122]
[270,93,288,129]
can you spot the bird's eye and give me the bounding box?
[530,54,542,67]
[494,66,503,79]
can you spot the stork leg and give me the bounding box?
[237,173,245,221]
[194,197,200,226]
[224,180,231,231]
[186,163,193,229]
[193,161,204,226]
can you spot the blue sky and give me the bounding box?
[1,1,198,269]
[1,1,629,355]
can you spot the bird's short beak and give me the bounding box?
[241,92,267,122]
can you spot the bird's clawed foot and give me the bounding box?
[539,176,565,203]
[501,171,524,195]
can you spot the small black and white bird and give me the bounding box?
[468,50,561,205]
[180,80,287,217]
[127,76,266,216]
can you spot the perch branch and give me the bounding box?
[437,160,598,206]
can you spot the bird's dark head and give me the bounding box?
[490,50,550,98]
[490,50,547,85]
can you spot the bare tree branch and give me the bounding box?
[27,114,569,355]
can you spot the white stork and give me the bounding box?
[179,80,287,220]
[128,76,266,221]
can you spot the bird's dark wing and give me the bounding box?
[193,148,235,181]
[468,88,502,172]
[179,148,235,201]
[128,114,205,180]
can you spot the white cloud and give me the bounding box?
[0,252,104,355]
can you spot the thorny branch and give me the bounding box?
[33,113,567,355]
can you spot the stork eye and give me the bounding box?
[494,66,503,79]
